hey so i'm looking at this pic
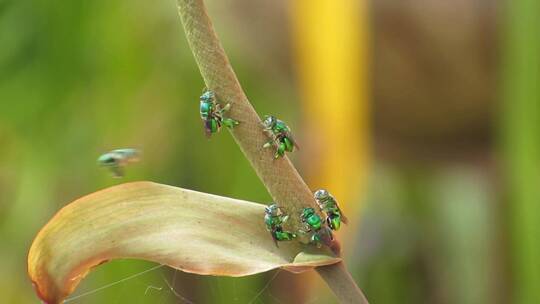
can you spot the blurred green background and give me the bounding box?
[1,0,539,303]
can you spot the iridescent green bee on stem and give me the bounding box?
[262,115,299,158]
[199,89,239,137]
[264,204,296,246]
[300,207,334,248]
[314,189,348,231]
[97,148,140,178]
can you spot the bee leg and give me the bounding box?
[326,216,332,229]
[283,137,295,152]
[262,128,274,138]
[220,103,231,113]
[263,140,274,149]
[298,226,311,235]
[272,236,279,247]
[222,118,239,129]
[275,143,286,158]
[271,230,279,247]
[204,120,214,137]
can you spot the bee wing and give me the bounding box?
[341,213,349,224]
[287,131,300,150]
[337,205,349,224]
[123,150,141,164]
[203,120,213,138]
[271,228,279,247]
[320,227,334,247]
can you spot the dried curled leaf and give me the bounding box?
[28,182,340,304]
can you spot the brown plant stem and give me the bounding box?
[176,0,313,230]
[176,0,369,303]
[317,262,369,304]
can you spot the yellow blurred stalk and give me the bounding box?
[290,1,369,300]
[291,0,370,224]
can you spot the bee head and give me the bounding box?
[262,115,277,129]
[265,204,279,215]
[200,90,215,102]
[97,153,118,167]
[314,189,330,201]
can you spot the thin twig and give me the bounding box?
[175,0,369,303]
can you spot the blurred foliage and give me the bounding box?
[1,0,538,303]
[291,0,369,302]
[0,0,294,302]
[502,0,540,303]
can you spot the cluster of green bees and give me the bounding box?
[97,89,345,249]
[265,189,347,248]
[198,88,345,248]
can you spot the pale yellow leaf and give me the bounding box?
[28,181,340,304]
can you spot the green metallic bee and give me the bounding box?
[314,189,348,231]
[199,89,239,137]
[97,148,140,178]
[264,204,296,246]
[262,115,299,158]
[299,207,334,248]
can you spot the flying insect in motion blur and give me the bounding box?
[97,148,141,178]
[199,89,239,137]
[262,115,299,158]
[314,189,348,231]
